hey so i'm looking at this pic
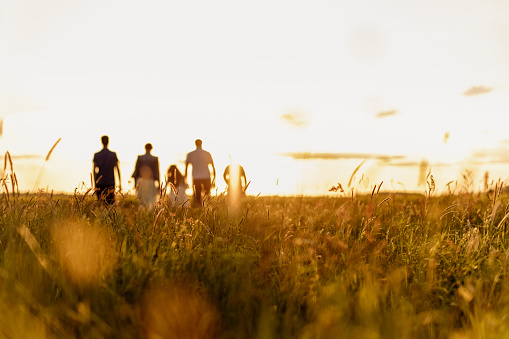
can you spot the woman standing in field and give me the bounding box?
[132,143,160,208]
[166,164,188,206]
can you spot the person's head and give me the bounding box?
[195,139,202,148]
[101,135,109,147]
[145,143,153,152]
[167,165,182,181]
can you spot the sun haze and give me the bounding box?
[2,0,509,195]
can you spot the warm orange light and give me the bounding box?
[51,220,117,287]
[140,280,221,339]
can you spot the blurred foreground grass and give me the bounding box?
[2,184,509,338]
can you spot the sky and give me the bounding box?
[1,0,509,196]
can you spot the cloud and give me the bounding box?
[501,139,509,146]
[281,152,405,161]
[470,148,509,164]
[443,132,450,144]
[280,112,308,128]
[387,160,423,167]
[386,160,451,167]
[1,154,41,161]
[462,86,493,97]
[375,110,398,118]
[1,154,41,173]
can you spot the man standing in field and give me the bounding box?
[93,135,121,205]
[185,139,216,207]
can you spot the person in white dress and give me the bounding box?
[166,164,188,206]
[132,143,160,208]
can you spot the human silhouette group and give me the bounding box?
[92,136,247,208]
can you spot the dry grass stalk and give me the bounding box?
[33,137,62,192]
[45,137,61,162]
[17,224,54,279]
[348,160,366,188]
[4,151,12,173]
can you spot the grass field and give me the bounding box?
[2,177,509,338]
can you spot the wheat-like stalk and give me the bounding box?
[45,137,61,162]
[33,138,62,192]
[2,151,14,198]
[348,160,366,188]
[4,151,13,174]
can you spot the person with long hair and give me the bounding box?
[223,163,247,196]
[166,164,188,205]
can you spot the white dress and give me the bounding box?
[167,182,189,206]
[137,177,158,208]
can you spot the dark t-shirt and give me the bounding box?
[93,148,118,187]
[132,153,160,182]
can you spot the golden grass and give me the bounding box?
[140,280,222,339]
[3,148,509,337]
[51,220,117,287]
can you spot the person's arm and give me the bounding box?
[210,161,216,187]
[132,157,139,180]
[155,157,160,186]
[116,162,122,191]
[241,168,247,190]
[92,162,97,188]
[223,166,229,184]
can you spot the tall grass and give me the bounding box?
[1,175,509,338]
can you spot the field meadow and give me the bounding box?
[2,171,509,338]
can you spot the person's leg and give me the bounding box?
[202,179,211,197]
[193,180,203,206]
[95,186,106,202]
[105,186,115,205]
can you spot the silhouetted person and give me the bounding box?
[223,163,247,196]
[93,135,121,204]
[185,139,216,207]
[132,143,160,208]
[166,165,188,205]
